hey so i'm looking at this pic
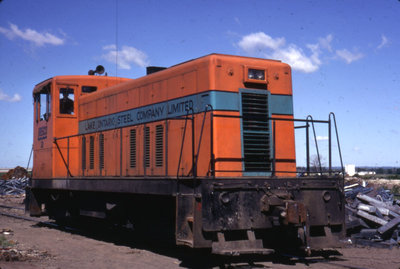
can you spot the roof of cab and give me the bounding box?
[33,75,131,94]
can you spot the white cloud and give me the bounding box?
[0,23,65,47]
[0,90,22,103]
[238,32,366,71]
[238,32,334,73]
[377,34,388,49]
[318,34,333,52]
[238,32,285,51]
[102,44,117,50]
[336,49,364,64]
[307,34,333,61]
[271,45,319,73]
[102,45,149,69]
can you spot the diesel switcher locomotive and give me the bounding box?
[28,54,344,255]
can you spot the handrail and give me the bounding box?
[329,112,344,178]
[211,113,343,177]
[51,110,344,178]
[26,144,33,171]
[53,139,73,177]
[209,105,215,178]
[176,110,193,179]
[272,120,276,176]
[306,115,322,175]
[192,105,212,178]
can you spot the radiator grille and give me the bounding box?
[130,129,136,168]
[155,125,164,167]
[241,92,271,172]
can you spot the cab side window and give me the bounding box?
[35,84,51,122]
[34,94,40,122]
[59,88,74,115]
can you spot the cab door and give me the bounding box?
[33,82,53,179]
[53,84,79,178]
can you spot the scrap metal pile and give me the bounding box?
[0,167,29,195]
[0,178,28,195]
[345,181,400,248]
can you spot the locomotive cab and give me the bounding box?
[32,76,131,179]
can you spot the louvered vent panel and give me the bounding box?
[89,136,94,170]
[241,92,271,172]
[82,136,86,170]
[155,125,164,167]
[144,127,150,168]
[130,129,136,168]
[99,134,104,169]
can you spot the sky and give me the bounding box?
[0,0,399,168]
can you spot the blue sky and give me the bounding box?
[0,0,399,168]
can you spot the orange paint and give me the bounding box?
[32,54,296,180]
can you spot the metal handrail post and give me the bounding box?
[191,110,196,178]
[307,115,322,174]
[329,112,344,178]
[328,116,332,175]
[272,120,276,176]
[193,105,211,178]
[210,106,215,178]
[53,139,73,177]
[306,118,310,175]
[26,144,33,172]
[177,112,190,179]
[67,137,70,178]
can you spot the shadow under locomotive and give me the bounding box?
[32,213,344,269]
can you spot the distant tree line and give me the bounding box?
[355,167,400,175]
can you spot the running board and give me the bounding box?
[211,231,274,256]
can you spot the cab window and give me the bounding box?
[34,94,40,122]
[59,88,74,115]
[35,84,51,122]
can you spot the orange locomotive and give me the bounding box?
[29,54,344,254]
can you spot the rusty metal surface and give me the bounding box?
[201,177,345,250]
[211,231,274,256]
[285,201,306,224]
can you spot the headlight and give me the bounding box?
[248,69,265,80]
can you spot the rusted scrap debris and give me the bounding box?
[1,166,29,180]
[346,183,400,248]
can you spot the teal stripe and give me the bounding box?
[206,91,239,111]
[78,90,239,134]
[78,90,293,134]
[270,95,293,115]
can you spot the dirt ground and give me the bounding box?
[1,196,400,269]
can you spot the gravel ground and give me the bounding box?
[1,195,400,269]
